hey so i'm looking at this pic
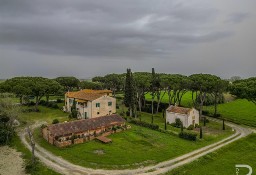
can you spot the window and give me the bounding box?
[97,112,100,115]
[108,102,112,106]
[84,112,87,118]
[96,103,100,107]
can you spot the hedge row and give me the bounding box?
[179,131,197,141]
[39,100,59,109]
[129,119,159,130]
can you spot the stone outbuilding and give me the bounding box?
[166,105,199,128]
[42,114,126,147]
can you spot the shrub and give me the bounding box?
[170,118,183,128]
[39,100,46,105]
[40,124,47,129]
[52,119,59,124]
[213,113,221,118]
[195,124,200,128]
[187,125,194,130]
[28,101,35,106]
[129,119,159,130]
[202,110,209,115]
[56,98,63,103]
[179,131,197,141]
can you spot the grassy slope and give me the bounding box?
[10,135,60,175]
[145,92,256,127]
[166,134,256,175]
[34,120,233,170]
[205,99,256,127]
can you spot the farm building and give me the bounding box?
[166,105,199,128]
[64,89,116,119]
[42,114,126,147]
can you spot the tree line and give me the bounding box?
[0,73,255,115]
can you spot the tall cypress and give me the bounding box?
[151,68,156,123]
[124,68,135,117]
[222,119,225,130]
[200,127,203,139]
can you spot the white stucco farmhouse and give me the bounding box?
[166,105,199,128]
[64,89,116,119]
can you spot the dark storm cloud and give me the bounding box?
[0,0,255,78]
[0,0,230,59]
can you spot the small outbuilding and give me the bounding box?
[166,105,199,128]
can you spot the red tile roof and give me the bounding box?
[166,105,192,115]
[66,89,112,101]
[48,114,125,137]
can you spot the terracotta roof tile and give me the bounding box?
[66,89,112,101]
[166,105,192,115]
[48,114,125,137]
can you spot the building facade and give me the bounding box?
[64,89,116,119]
[42,114,126,147]
[166,105,199,128]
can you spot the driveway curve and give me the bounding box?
[19,118,252,175]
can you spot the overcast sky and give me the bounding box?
[0,0,255,79]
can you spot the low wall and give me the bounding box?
[54,140,72,147]
[74,138,84,144]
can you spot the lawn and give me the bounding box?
[205,99,256,127]
[166,134,256,175]
[19,105,68,125]
[34,120,233,170]
[138,111,233,141]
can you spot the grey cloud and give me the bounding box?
[0,0,255,79]
[226,12,250,23]
[0,0,225,59]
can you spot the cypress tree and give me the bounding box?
[151,68,156,123]
[200,126,203,139]
[124,68,135,117]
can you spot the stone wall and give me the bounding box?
[74,138,84,144]
[54,140,72,147]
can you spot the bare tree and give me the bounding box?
[27,127,36,165]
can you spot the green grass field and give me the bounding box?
[166,134,256,175]
[19,105,68,125]
[34,122,232,170]
[205,99,256,127]
[144,91,256,127]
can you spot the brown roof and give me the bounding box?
[48,114,125,137]
[166,105,192,115]
[66,89,112,101]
